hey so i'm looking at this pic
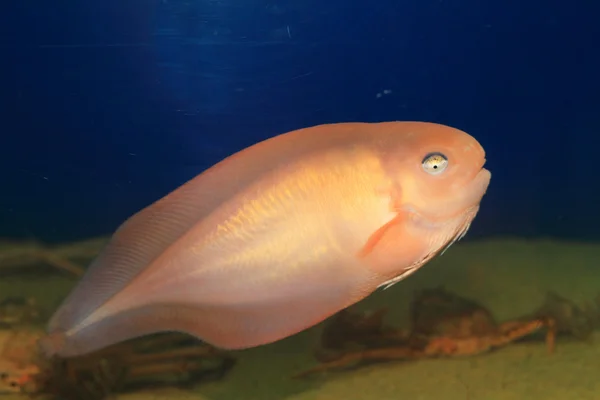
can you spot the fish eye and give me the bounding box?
[421,152,448,175]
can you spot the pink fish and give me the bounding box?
[39,121,490,358]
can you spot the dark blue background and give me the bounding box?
[1,0,599,243]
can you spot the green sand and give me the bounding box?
[2,238,599,399]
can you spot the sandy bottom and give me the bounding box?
[2,238,599,400]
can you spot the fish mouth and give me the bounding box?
[455,167,490,216]
[403,166,490,230]
[476,157,491,187]
[474,167,491,194]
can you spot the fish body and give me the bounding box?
[40,121,491,357]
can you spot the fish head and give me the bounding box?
[384,122,491,237]
[365,122,491,289]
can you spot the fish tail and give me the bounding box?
[37,331,67,359]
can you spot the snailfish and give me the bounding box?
[39,121,491,357]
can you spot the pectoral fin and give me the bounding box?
[357,211,430,288]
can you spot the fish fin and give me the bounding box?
[380,213,475,290]
[379,253,434,289]
[439,221,471,256]
[47,180,217,334]
[41,305,214,358]
[356,212,405,259]
[357,211,432,290]
[42,280,374,358]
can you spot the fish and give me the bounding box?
[39,121,491,358]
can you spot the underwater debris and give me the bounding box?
[0,295,49,394]
[582,293,600,331]
[533,291,595,341]
[314,306,407,363]
[0,327,44,394]
[0,297,46,328]
[31,333,236,400]
[294,287,557,378]
[0,237,108,277]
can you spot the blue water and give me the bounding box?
[1,0,599,242]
